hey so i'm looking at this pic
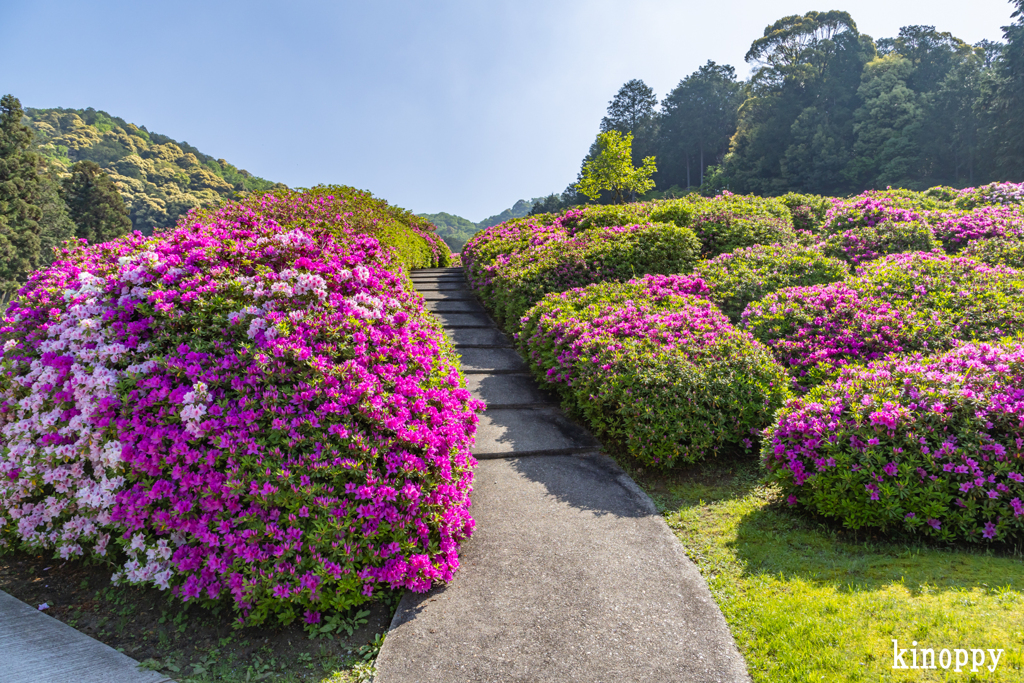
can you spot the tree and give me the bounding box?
[658,61,744,189]
[990,0,1024,180]
[0,94,44,294]
[600,79,659,166]
[722,11,874,195]
[61,160,132,243]
[576,131,657,204]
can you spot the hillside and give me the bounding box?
[420,197,547,252]
[24,107,283,234]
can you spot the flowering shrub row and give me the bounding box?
[517,275,789,467]
[821,219,938,265]
[953,182,1024,210]
[0,189,480,627]
[763,342,1024,544]
[743,252,1024,391]
[693,243,848,323]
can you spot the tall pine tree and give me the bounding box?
[61,160,132,244]
[0,95,44,294]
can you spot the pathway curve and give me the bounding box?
[374,267,750,683]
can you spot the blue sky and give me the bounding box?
[2,0,1016,222]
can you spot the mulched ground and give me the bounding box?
[0,549,395,682]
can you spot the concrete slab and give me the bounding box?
[374,455,750,683]
[0,590,172,683]
[418,290,477,301]
[435,312,493,328]
[472,407,600,457]
[464,373,554,407]
[457,347,529,373]
[412,282,472,291]
[425,300,487,313]
[446,327,513,347]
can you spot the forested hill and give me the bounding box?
[24,107,283,234]
[420,197,544,252]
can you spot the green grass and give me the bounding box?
[631,458,1024,682]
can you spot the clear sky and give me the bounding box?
[1,0,1016,222]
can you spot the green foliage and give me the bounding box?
[694,244,848,322]
[821,219,939,265]
[778,192,831,231]
[60,160,132,244]
[518,284,790,467]
[489,222,701,329]
[962,235,1024,269]
[0,95,45,294]
[576,131,657,204]
[24,106,282,234]
[689,213,796,258]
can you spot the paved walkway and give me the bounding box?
[0,590,171,683]
[375,268,750,682]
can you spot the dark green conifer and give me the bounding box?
[0,94,44,293]
[61,160,132,243]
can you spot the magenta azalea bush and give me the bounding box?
[743,251,1024,390]
[763,342,1024,543]
[517,275,789,467]
[962,236,1024,270]
[927,206,1024,252]
[953,182,1024,210]
[0,190,481,627]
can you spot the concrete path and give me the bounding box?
[0,590,172,683]
[375,268,750,682]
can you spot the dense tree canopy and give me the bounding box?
[0,95,45,294]
[60,160,132,244]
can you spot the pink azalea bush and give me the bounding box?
[953,182,1024,210]
[517,275,789,467]
[743,251,1024,390]
[821,219,937,265]
[927,206,1024,252]
[0,189,481,626]
[763,342,1024,543]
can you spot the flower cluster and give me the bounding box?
[763,342,1024,543]
[927,206,1024,251]
[0,190,481,626]
[517,275,788,467]
[953,182,1024,210]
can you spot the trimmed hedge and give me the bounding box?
[694,243,848,323]
[764,342,1024,544]
[485,221,702,330]
[518,276,789,467]
[821,219,938,265]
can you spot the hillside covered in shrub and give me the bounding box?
[464,182,1024,545]
[0,186,474,627]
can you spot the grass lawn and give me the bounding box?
[0,550,395,682]
[625,455,1024,682]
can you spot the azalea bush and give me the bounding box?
[953,182,1024,210]
[821,219,938,265]
[0,189,480,627]
[927,206,1024,252]
[693,243,848,323]
[518,276,789,467]
[962,236,1024,269]
[763,342,1024,543]
[484,221,701,329]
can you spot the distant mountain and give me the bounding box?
[419,197,548,252]
[25,107,283,234]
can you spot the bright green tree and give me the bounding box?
[0,94,45,294]
[576,131,657,204]
[61,160,132,243]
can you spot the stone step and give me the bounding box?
[413,282,472,291]
[418,290,477,301]
[447,327,513,347]
[472,406,600,458]
[426,300,486,314]
[412,268,464,275]
[435,312,492,328]
[457,347,529,373]
[465,373,553,408]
